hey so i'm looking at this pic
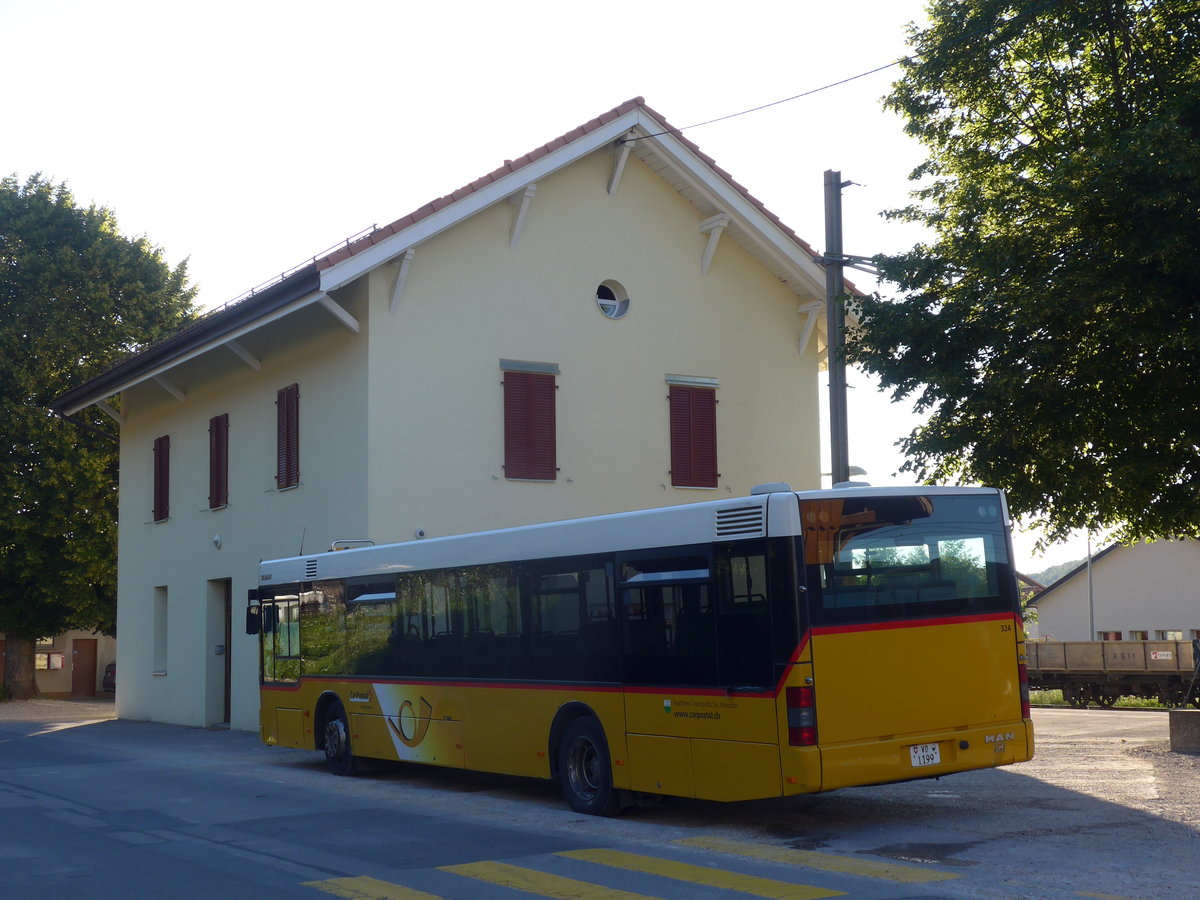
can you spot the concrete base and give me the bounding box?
[1169,708,1200,752]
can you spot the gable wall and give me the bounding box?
[356,147,820,542]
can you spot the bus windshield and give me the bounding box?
[802,493,1015,625]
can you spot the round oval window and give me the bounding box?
[595,281,630,319]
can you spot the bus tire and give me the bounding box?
[322,701,357,776]
[557,717,620,816]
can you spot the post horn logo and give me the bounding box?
[388,696,433,747]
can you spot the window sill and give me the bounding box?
[152,670,168,677]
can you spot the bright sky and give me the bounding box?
[1,0,1089,574]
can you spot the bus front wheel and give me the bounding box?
[322,702,357,776]
[557,717,619,816]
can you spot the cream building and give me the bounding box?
[53,98,841,731]
[1032,539,1200,642]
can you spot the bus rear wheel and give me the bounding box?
[322,701,357,776]
[558,717,619,816]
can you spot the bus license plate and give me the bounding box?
[910,743,941,767]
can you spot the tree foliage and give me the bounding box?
[849,0,1200,544]
[1,174,195,696]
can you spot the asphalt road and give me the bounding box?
[1,700,1197,899]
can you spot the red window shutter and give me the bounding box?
[504,371,556,480]
[209,414,229,508]
[276,384,300,488]
[669,385,717,488]
[152,435,170,522]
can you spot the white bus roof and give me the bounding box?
[258,485,1005,585]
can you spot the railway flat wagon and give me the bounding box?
[1027,640,1200,708]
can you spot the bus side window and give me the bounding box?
[300,581,346,676]
[531,569,583,679]
[395,571,464,677]
[464,567,524,678]
[716,543,772,689]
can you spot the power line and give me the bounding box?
[654,61,905,137]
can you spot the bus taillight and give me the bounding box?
[1018,662,1030,719]
[786,686,817,746]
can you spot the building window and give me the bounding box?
[501,361,558,480]
[595,280,630,319]
[35,652,65,670]
[276,384,300,489]
[209,413,229,509]
[1129,630,1148,640]
[668,379,718,488]
[1158,630,1184,641]
[152,435,170,522]
[1098,631,1122,641]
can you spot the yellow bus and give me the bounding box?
[247,484,1033,814]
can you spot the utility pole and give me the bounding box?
[824,170,851,486]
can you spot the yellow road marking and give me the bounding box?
[558,848,844,899]
[441,860,662,899]
[676,836,960,884]
[302,875,441,899]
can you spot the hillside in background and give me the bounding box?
[1027,559,1085,588]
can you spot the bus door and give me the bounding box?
[256,587,306,749]
[618,543,783,802]
[800,494,1028,789]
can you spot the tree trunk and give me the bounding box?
[3,637,41,700]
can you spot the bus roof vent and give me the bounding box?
[715,505,766,539]
[305,558,319,578]
[750,482,791,495]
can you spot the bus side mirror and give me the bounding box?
[245,605,261,635]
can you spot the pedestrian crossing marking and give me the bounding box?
[302,874,441,899]
[676,836,960,883]
[441,859,663,899]
[304,836,959,899]
[558,849,843,899]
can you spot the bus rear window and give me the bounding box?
[801,494,1015,624]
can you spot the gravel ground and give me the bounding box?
[0,697,116,721]
[1012,707,1200,830]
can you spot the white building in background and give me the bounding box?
[1031,539,1200,642]
[52,97,845,731]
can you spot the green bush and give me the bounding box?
[1030,688,1168,709]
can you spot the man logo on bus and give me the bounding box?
[388,696,433,748]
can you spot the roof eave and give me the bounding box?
[50,265,321,417]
